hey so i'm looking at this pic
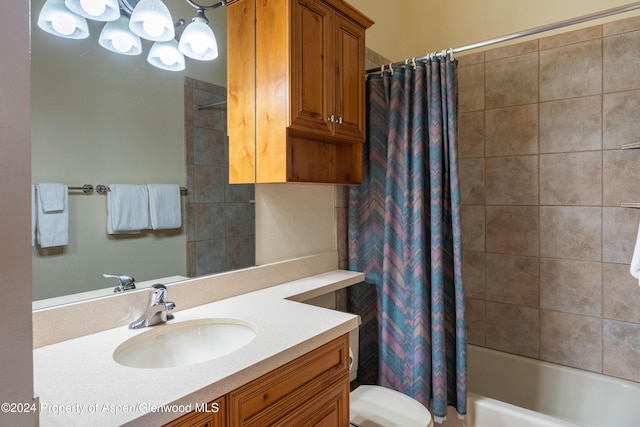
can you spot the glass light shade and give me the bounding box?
[178,18,218,61]
[64,0,120,22]
[147,40,185,72]
[99,16,142,55]
[38,0,89,39]
[129,0,175,42]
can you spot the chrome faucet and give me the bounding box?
[129,284,175,329]
[103,273,136,293]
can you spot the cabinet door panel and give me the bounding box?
[290,0,333,135]
[334,13,366,142]
[274,375,350,427]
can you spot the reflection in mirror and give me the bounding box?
[31,0,255,308]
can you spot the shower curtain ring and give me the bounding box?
[380,64,385,76]
[411,57,417,69]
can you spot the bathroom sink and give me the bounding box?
[113,318,256,369]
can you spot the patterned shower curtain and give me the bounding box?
[348,55,466,421]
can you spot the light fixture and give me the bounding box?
[38,0,90,40]
[178,8,218,61]
[64,0,121,22]
[147,39,186,71]
[37,0,225,71]
[128,0,175,42]
[99,16,142,55]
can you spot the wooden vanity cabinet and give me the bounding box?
[227,0,373,184]
[163,334,350,427]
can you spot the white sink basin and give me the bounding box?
[113,318,257,369]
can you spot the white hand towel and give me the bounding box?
[36,183,69,248]
[147,184,182,230]
[631,222,640,285]
[38,182,66,212]
[31,185,36,246]
[107,184,150,234]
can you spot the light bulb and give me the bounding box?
[188,36,208,54]
[112,35,134,53]
[143,20,165,38]
[80,0,106,17]
[160,49,180,66]
[51,13,77,36]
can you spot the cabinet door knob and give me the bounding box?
[337,116,343,125]
[328,115,335,123]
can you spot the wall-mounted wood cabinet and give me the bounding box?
[162,334,350,427]
[228,0,373,184]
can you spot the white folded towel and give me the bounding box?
[38,182,66,212]
[36,183,69,248]
[31,185,36,246]
[631,222,640,285]
[147,184,182,230]
[107,184,150,234]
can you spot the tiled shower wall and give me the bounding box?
[184,78,255,277]
[459,16,640,383]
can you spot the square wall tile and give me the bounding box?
[459,158,485,205]
[540,310,602,372]
[603,15,640,36]
[462,251,485,299]
[486,156,538,205]
[457,52,484,67]
[486,302,539,358]
[193,165,225,203]
[540,258,602,316]
[540,207,602,261]
[539,26,602,50]
[604,30,640,93]
[486,206,539,256]
[540,39,602,101]
[195,239,226,276]
[486,254,539,307]
[604,320,640,382]
[603,263,640,323]
[195,203,226,240]
[539,96,602,153]
[485,40,538,62]
[459,63,485,112]
[603,207,640,264]
[603,149,640,205]
[466,298,486,346]
[539,151,602,206]
[462,205,485,252]
[603,90,640,149]
[194,127,227,167]
[486,104,539,156]
[485,52,538,108]
[459,111,485,158]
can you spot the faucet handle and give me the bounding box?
[150,284,169,304]
[104,274,136,293]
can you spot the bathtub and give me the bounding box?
[440,345,640,427]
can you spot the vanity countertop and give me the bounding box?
[33,269,364,426]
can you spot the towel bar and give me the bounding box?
[96,185,188,195]
[621,202,640,208]
[68,184,94,194]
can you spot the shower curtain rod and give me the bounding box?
[365,1,640,74]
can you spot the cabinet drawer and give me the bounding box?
[228,334,349,426]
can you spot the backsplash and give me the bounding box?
[459,16,640,382]
[184,78,255,276]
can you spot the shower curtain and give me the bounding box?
[348,55,466,421]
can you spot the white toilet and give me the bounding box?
[349,327,434,427]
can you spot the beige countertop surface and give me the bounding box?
[33,270,363,427]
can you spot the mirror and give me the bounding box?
[31,0,255,307]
